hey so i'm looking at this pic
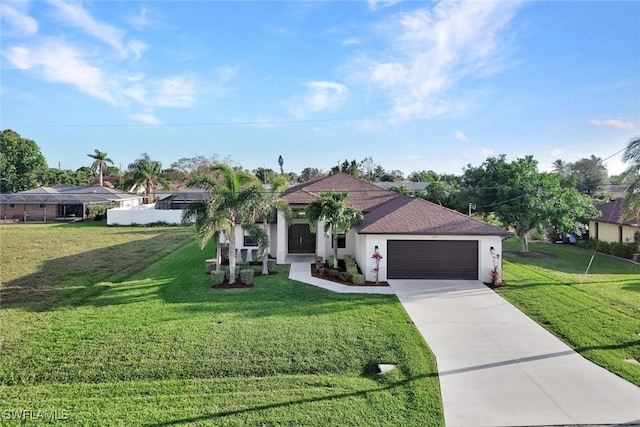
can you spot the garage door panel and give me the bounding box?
[387,240,478,280]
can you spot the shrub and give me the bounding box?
[240,249,248,262]
[211,270,225,286]
[251,249,259,262]
[352,273,365,285]
[327,255,336,267]
[339,271,353,282]
[88,204,107,220]
[267,259,276,274]
[240,269,254,285]
[578,239,635,259]
[328,269,340,278]
[205,259,217,273]
[346,265,358,275]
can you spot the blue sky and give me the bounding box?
[1,0,638,177]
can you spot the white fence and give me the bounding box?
[107,204,190,225]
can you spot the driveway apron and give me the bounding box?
[389,279,640,427]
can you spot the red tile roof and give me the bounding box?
[283,173,510,236]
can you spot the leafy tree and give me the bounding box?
[621,136,640,227]
[305,191,363,268]
[252,167,277,184]
[87,149,114,187]
[74,167,95,186]
[41,168,75,186]
[169,155,220,182]
[330,159,359,177]
[569,155,607,195]
[126,153,169,203]
[0,129,48,192]
[298,167,324,182]
[463,155,597,252]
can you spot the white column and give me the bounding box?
[276,210,287,264]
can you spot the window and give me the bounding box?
[34,203,45,209]
[619,226,623,243]
[243,235,258,247]
[8,203,15,208]
[331,228,346,249]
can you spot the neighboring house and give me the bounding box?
[272,173,510,283]
[107,188,210,225]
[155,189,208,210]
[589,199,639,243]
[0,185,142,222]
[601,184,626,201]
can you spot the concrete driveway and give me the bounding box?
[389,279,640,427]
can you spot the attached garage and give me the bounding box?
[387,240,479,280]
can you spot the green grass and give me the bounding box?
[0,223,443,426]
[498,238,640,386]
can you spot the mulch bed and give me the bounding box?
[310,264,390,287]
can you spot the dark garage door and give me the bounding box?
[387,240,478,280]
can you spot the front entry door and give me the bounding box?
[288,223,316,254]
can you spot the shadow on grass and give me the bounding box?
[503,243,640,275]
[1,231,192,312]
[146,372,436,427]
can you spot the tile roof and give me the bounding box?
[283,173,510,236]
[282,172,397,212]
[355,195,511,235]
[595,199,639,227]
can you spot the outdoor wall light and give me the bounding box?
[490,246,495,255]
[374,245,379,252]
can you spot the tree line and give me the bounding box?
[2,128,639,250]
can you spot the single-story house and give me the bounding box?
[271,173,510,283]
[0,185,142,222]
[589,199,639,243]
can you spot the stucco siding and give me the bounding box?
[590,220,637,243]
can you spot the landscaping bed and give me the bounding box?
[310,264,389,286]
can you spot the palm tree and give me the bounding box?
[621,136,640,244]
[239,175,290,275]
[305,191,363,269]
[182,175,229,272]
[187,164,259,284]
[127,153,169,203]
[87,149,114,187]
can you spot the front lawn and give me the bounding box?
[0,223,443,426]
[498,238,640,386]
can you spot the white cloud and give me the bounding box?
[463,147,495,160]
[3,41,117,104]
[455,130,469,142]
[0,3,38,36]
[127,6,152,29]
[550,148,563,158]
[360,0,521,119]
[368,0,403,12]
[589,119,635,130]
[46,0,146,60]
[47,0,125,52]
[305,81,348,111]
[342,38,362,46]
[128,113,161,125]
[153,75,196,108]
